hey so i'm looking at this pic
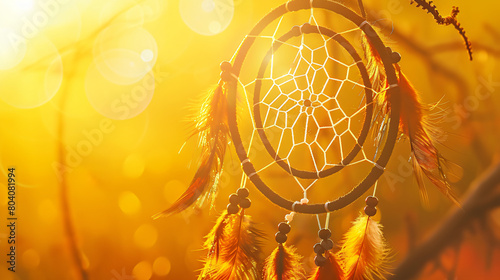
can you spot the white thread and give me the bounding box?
[324,202,330,212]
[292,201,299,212]
[241,159,250,165]
[374,163,385,170]
[236,10,389,210]
[359,20,369,29]
[389,83,399,89]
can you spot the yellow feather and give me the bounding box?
[338,214,390,280]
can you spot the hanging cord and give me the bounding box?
[358,0,367,18]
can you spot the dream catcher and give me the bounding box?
[155,0,471,279]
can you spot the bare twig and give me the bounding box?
[391,163,500,280]
[410,0,473,60]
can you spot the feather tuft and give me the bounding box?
[153,84,230,218]
[199,210,263,280]
[263,244,305,280]
[361,30,460,205]
[308,251,343,280]
[338,214,390,280]
[361,32,386,94]
[362,32,391,153]
[395,65,460,206]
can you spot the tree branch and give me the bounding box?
[390,163,500,280]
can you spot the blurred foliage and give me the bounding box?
[0,0,499,279]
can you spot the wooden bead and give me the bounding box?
[314,254,327,266]
[278,222,291,234]
[240,198,251,209]
[236,188,249,198]
[275,232,287,244]
[229,194,240,205]
[227,203,239,214]
[365,196,379,207]
[364,205,377,217]
[318,228,331,239]
[221,70,232,82]
[313,243,325,254]
[320,239,334,250]
[391,51,402,63]
[220,61,232,72]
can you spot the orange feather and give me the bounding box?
[395,64,459,205]
[263,244,305,280]
[337,214,390,280]
[362,32,386,94]
[199,210,263,280]
[362,32,459,205]
[153,84,230,218]
[308,251,344,280]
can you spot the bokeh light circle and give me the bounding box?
[0,35,62,108]
[180,0,234,35]
[85,63,155,120]
[118,191,141,215]
[153,256,171,276]
[133,261,153,280]
[94,24,158,85]
[134,224,158,249]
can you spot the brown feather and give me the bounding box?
[153,84,230,218]
[199,210,263,280]
[338,214,390,280]
[263,244,305,280]
[307,251,343,280]
[395,64,460,205]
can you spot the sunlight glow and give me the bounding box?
[13,0,35,15]
[0,35,62,108]
[201,0,215,12]
[180,0,234,35]
[119,191,142,215]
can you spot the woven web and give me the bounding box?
[234,7,385,202]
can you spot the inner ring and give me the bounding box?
[253,23,374,180]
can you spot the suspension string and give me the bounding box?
[372,180,379,196]
[316,214,322,229]
[325,212,331,229]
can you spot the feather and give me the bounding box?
[153,84,230,218]
[361,32,391,154]
[361,30,460,205]
[204,211,231,262]
[361,32,386,95]
[338,214,389,280]
[263,244,305,280]
[307,251,343,280]
[199,210,263,280]
[395,64,460,206]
